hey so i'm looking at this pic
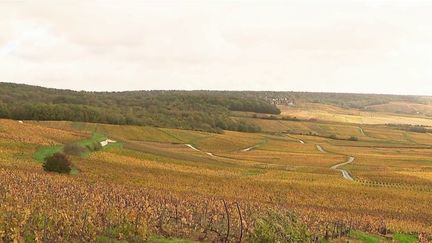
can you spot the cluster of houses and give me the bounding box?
[265,97,296,106]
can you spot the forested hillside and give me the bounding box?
[1,83,430,132]
[0,83,280,133]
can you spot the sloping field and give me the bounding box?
[324,143,432,188]
[1,119,432,241]
[279,103,432,126]
[366,101,432,116]
[35,121,211,144]
[238,117,366,137]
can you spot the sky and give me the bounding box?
[1,0,432,95]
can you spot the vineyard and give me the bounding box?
[1,117,432,242]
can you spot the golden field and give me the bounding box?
[1,116,432,242]
[279,103,432,126]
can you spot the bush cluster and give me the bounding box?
[43,153,72,174]
[86,142,103,152]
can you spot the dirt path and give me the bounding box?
[358,127,365,136]
[241,138,270,152]
[241,145,259,152]
[184,144,217,157]
[331,156,355,181]
[185,144,200,151]
[316,144,326,153]
[316,144,355,181]
[284,133,305,144]
[100,139,116,147]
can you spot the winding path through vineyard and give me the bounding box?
[331,156,355,181]
[316,144,355,181]
[184,144,217,157]
[241,138,272,152]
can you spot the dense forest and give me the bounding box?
[0,83,280,133]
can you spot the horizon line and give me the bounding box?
[1,81,431,98]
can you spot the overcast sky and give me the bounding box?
[1,0,432,95]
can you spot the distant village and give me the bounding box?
[265,97,296,106]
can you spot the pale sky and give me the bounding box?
[1,0,432,95]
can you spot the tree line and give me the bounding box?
[0,83,281,133]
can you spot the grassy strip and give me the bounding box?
[32,144,64,163]
[393,233,418,243]
[77,132,106,147]
[349,230,384,243]
[77,132,107,157]
[33,132,107,162]
[33,132,112,175]
[348,231,418,243]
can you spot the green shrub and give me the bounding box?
[349,136,359,141]
[86,142,103,152]
[250,210,310,243]
[93,142,103,151]
[43,153,72,174]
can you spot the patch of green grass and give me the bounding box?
[148,236,199,243]
[349,230,384,243]
[33,133,107,163]
[76,132,107,157]
[32,144,64,163]
[394,233,417,243]
[95,235,128,243]
[70,167,80,176]
[77,132,107,148]
[33,132,115,175]
[104,142,123,150]
[403,132,416,144]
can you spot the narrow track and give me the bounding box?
[316,144,326,153]
[100,139,117,147]
[241,145,259,152]
[331,156,355,181]
[316,144,355,181]
[358,127,366,136]
[184,144,217,157]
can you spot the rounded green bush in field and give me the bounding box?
[43,153,72,174]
